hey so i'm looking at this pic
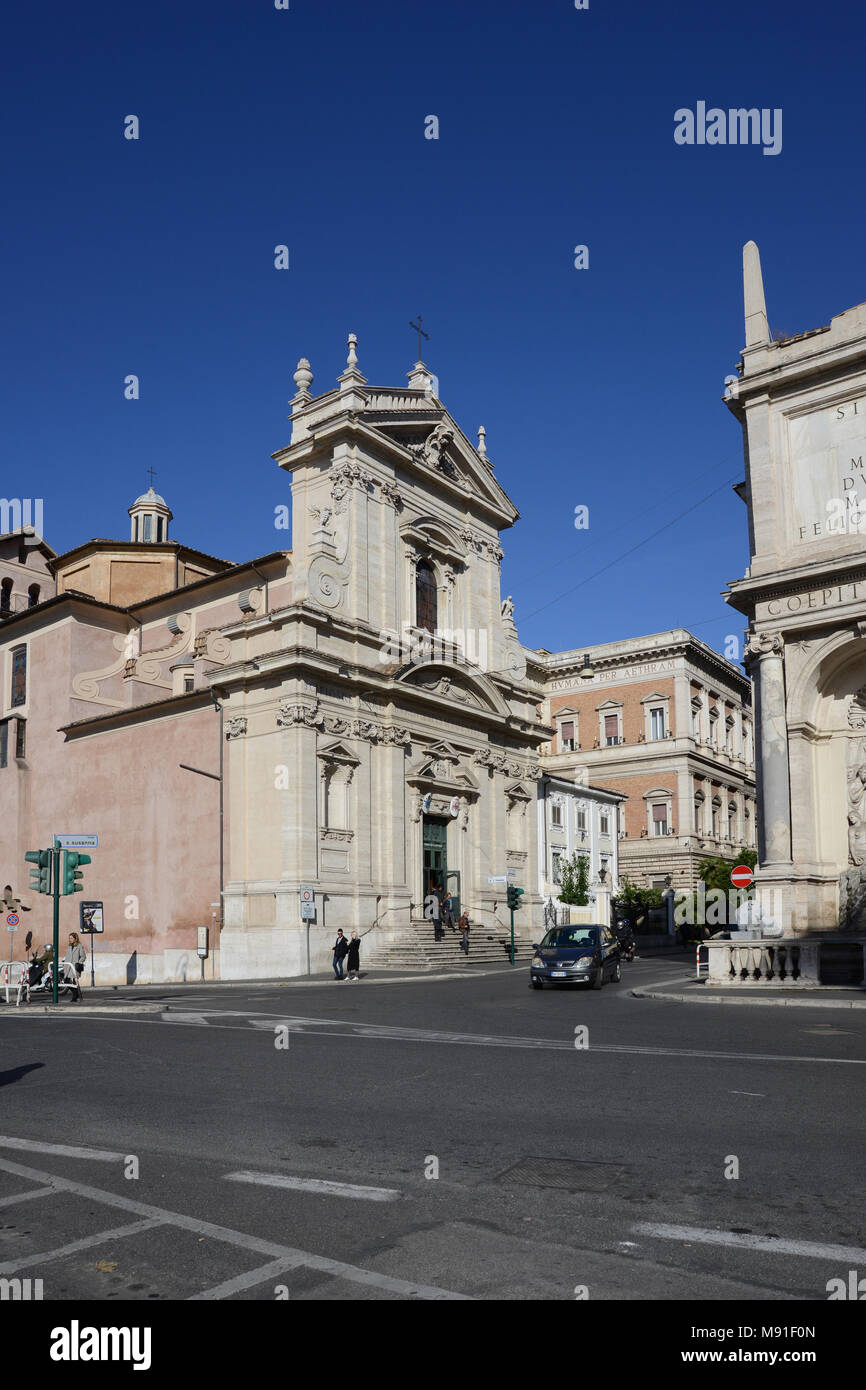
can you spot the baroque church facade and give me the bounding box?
[0,340,550,982]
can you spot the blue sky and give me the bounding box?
[5,0,865,660]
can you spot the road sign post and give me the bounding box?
[51,842,60,1004]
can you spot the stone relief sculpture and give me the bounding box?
[848,759,866,866]
[847,687,866,730]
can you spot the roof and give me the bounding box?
[49,539,236,574]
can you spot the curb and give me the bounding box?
[0,1003,167,1016]
[631,987,866,1010]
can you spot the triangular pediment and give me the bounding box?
[317,739,360,766]
[365,408,518,523]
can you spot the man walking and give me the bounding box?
[458,911,470,956]
[332,929,349,980]
[346,930,361,981]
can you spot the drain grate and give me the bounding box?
[496,1157,628,1192]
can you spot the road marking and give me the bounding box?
[36,1009,866,1067]
[634,1222,866,1263]
[0,1185,56,1208]
[730,1091,765,1097]
[0,1218,163,1274]
[0,1154,468,1300]
[191,1257,307,1301]
[0,1135,125,1161]
[224,1171,401,1202]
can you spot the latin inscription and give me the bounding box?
[790,397,866,543]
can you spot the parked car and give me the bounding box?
[530,924,621,990]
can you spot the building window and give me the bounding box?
[142,515,153,542]
[708,706,719,745]
[551,851,563,885]
[711,799,720,837]
[600,812,610,836]
[156,517,164,542]
[415,560,437,634]
[650,707,665,739]
[604,714,620,745]
[694,797,704,834]
[691,698,702,738]
[652,803,668,836]
[183,674,194,694]
[551,801,562,826]
[560,720,575,753]
[0,579,11,614]
[28,584,40,608]
[10,646,26,708]
[576,808,587,833]
[14,718,25,759]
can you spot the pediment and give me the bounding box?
[317,739,360,766]
[368,410,518,523]
[408,742,479,793]
[397,662,511,717]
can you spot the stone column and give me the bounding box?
[746,631,792,866]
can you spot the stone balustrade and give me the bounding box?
[705,937,820,986]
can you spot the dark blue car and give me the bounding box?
[530,924,621,990]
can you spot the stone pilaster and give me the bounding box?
[745,631,792,866]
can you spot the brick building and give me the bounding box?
[538,630,756,889]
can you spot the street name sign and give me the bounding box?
[55,834,98,850]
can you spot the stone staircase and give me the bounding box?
[364,919,538,970]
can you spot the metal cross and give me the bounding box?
[146,467,157,490]
[409,315,429,360]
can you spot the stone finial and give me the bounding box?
[347,333,359,369]
[293,357,313,394]
[477,426,487,458]
[743,241,769,348]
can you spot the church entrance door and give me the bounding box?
[423,816,448,902]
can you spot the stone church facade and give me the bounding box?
[725,243,866,934]
[0,341,548,982]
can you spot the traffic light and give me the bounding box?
[506,884,524,911]
[25,849,51,895]
[62,851,91,895]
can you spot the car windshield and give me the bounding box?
[541,928,598,949]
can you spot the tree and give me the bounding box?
[696,849,757,894]
[612,878,664,925]
[557,853,590,906]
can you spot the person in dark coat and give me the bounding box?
[332,929,349,979]
[346,931,361,981]
[458,912,470,955]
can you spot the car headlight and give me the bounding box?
[574,958,592,971]
[531,956,544,968]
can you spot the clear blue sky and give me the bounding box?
[5,0,864,659]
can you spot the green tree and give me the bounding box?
[696,849,757,893]
[557,853,590,906]
[612,878,664,923]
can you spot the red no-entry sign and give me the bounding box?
[731,864,753,889]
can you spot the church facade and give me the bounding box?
[0,341,549,982]
[725,243,866,934]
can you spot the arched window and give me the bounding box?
[415,560,437,634]
[0,579,12,614]
[28,584,40,608]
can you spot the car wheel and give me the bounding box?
[611,960,622,983]
[592,965,604,990]
[531,979,544,990]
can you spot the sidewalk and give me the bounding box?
[632,971,866,1010]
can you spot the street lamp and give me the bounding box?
[579,653,594,680]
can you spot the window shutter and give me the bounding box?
[561,721,574,741]
[604,714,618,737]
[652,803,667,822]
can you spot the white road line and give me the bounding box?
[224,1171,401,1202]
[0,1135,125,1161]
[731,1090,765,1096]
[0,1217,164,1274]
[0,1185,56,1208]
[0,1154,468,1300]
[191,1257,307,1301]
[634,1222,866,1264]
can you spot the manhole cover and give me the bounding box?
[496,1158,628,1192]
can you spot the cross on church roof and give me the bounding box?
[146,467,157,490]
[409,314,429,361]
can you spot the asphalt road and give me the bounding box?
[1,956,864,1302]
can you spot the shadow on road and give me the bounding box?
[0,1062,45,1088]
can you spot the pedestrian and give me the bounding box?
[332,929,349,980]
[63,932,87,1001]
[346,930,361,981]
[458,911,470,955]
[430,881,444,941]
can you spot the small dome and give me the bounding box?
[131,485,168,509]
